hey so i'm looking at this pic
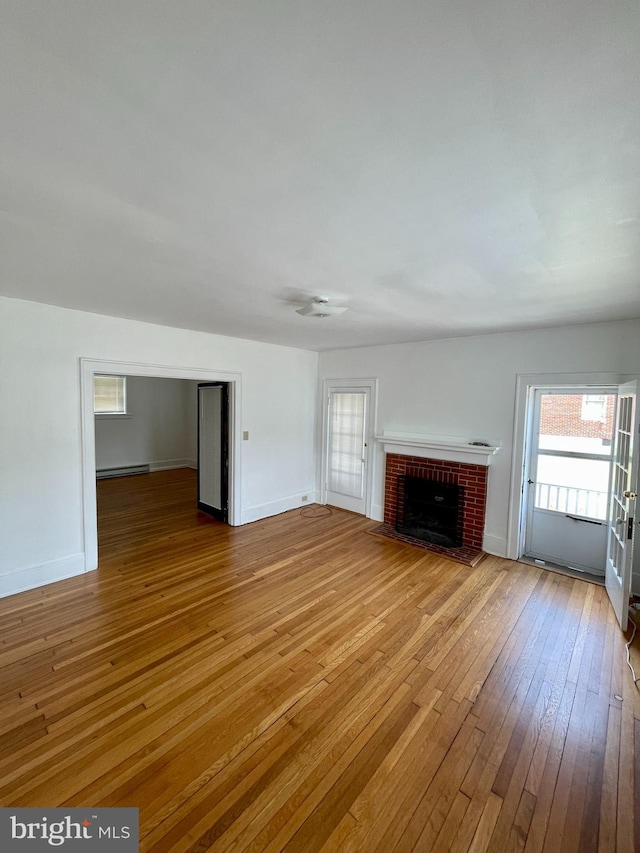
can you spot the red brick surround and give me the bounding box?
[384,454,488,550]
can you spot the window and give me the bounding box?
[94,375,127,415]
[581,394,607,423]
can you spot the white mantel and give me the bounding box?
[375,432,500,466]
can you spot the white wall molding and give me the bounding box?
[241,491,319,525]
[482,534,508,558]
[370,503,384,523]
[375,432,500,466]
[0,553,85,599]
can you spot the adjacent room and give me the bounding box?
[1,2,639,851]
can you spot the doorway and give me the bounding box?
[522,387,616,576]
[80,359,241,573]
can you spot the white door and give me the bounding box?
[198,383,228,521]
[605,381,639,630]
[524,389,615,574]
[325,387,370,514]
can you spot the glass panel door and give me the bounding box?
[524,389,615,574]
[325,387,370,515]
[605,381,639,629]
[328,392,366,499]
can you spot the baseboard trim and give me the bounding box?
[483,534,508,558]
[96,459,196,478]
[149,458,197,472]
[370,503,384,522]
[0,553,86,599]
[241,491,320,525]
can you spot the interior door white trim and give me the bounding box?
[507,372,631,560]
[320,378,378,517]
[80,358,242,573]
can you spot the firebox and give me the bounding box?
[396,475,464,548]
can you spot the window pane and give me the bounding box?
[535,454,610,520]
[328,392,365,498]
[581,394,607,422]
[94,376,126,414]
[538,393,614,455]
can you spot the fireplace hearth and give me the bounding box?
[396,475,463,548]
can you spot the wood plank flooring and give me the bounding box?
[0,468,639,852]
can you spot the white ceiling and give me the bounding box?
[1,1,639,351]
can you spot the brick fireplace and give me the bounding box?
[384,454,487,550]
[373,433,499,563]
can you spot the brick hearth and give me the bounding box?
[384,453,488,550]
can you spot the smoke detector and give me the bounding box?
[296,297,348,318]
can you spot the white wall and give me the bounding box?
[95,376,196,472]
[318,319,640,560]
[0,296,318,597]
[186,381,199,464]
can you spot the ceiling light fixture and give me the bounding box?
[295,296,348,318]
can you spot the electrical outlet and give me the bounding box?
[301,495,308,502]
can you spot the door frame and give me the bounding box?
[507,372,630,560]
[80,358,242,573]
[197,382,230,522]
[320,378,378,517]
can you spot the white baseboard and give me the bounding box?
[0,553,86,599]
[240,491,320,525]
[370,503,384,522]
[149,458,197,472]
[482,534,508,558]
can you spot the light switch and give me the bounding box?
[243,430,249,441]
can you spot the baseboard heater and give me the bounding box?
[96,464,150,480]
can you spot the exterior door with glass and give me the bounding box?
[325,386,371,515]
[524,388,616,574]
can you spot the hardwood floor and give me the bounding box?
[1,469,638,852]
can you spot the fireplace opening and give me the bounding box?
[396,475,464,548]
